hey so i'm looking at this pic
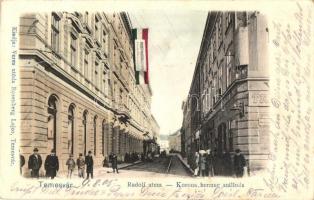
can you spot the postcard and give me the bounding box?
[0,0,313,199]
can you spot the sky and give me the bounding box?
[129,10,207,135]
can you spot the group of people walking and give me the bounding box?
[20,148,120,179]
[193,148,246,178]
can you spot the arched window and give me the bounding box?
[68,104,75,154]
[93,116,97,155]
[83,110,88,155]
[47,95,58,153]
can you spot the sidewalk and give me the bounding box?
[174,154,194,175]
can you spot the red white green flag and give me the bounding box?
[132,28,149,84]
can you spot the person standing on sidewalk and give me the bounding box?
[20,153,25,175]
[77,153,85,178]
[28,148,42,178]
[233,149,246,177]
[44,149,59,179]
[206,149,214,177]
[85,151,94,179]
[193,152,200,176]
[66,154,76,178]
[109,152,118,173]
[199,153,206,177]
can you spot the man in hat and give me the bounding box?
[109,152,118,173]
[44,149,59,179]
[66,154,76,178]
[233,149,246,177]
[28,148,42,178]
[77,153,85,178]
[85,151,94,179]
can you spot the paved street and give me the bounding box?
[52,155,192,179]
[123,155,192,178]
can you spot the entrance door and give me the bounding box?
[218,123,227,155]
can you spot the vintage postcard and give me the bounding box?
[0,0,313,199]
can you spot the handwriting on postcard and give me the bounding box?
[265,1,313,197]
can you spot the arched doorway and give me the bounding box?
[68,104,75,155]
[47,95,58,152]
[82,110,88,155]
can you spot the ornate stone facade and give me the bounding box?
[19,12,159,174]
[182,11,270,173]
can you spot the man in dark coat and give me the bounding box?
[109,152,118,173]
[233,149,246,177]
[20,153,25,175]
[85,151,94,179]
[28,148,42,178]
[44,149,59,179]
[206,149,214,177]
[222,151,233,176]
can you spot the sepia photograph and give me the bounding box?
[18,10,269,179]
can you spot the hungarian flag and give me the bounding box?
[132,28,149,84]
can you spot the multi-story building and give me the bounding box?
[19,11,159,174]
[168,130,181,153]
[182,11,270,173]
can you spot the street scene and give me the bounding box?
[19,11,269,179]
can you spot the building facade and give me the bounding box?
[168,130,181,153]
[182,11,270,173]
[19,12,159,174]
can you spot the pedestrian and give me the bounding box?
[44,149,59,179]
[20,153,25,175]
[212,149,218,176]
[233,149,246,177]
[124,152,129,163]
[85,151,94,179]
[199,153,206,177]
[66,154,76,178]
[206,149,214,177]
[109,152,118,173]
[193,151,199,176]
[222,150,233,176]
[77,153,85,178]
[28,148,42,178]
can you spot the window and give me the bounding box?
[95,61,100,88]
[102,29,108,56]
[51,13,60,52]
[68,104,75,154]
[48,95,58,153]
[225,12,234,32]
[217,16,223,49]
[95,16,101,42]
[84,49,89,79]
[212,29,217,52]
[84,12,89,24]
[226,51,233,87]
[218,62,223,96]
[70,33,77,67]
